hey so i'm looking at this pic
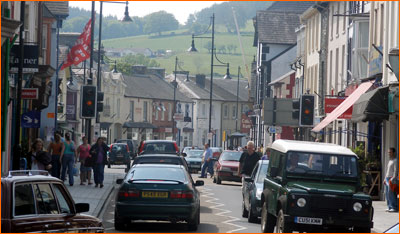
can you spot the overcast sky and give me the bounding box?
[69,1,224,24]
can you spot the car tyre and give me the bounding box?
[213,176,216,183]
[188,209,200,231]
[114,213,126,231]
[353,227,371,233]
[261,202,276,233]
[275,209,291,233]
[248,201,258,223]
[107,162,111,168]
[242,200,248,218]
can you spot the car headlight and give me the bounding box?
[297,198,306,207]
[256,188,263,200]
[353,202,362,212]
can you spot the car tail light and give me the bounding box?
[110,144,113,152]
[126,145,130,153]
[173,142,179,153]
[170,190,193,199]
[118,190,140,198]
[139,141,145,154]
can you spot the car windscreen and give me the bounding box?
[286,152,358,178]
[134,157,182,165]
[187,150,204,158]
[220,151,242,161]
[256,163,269,183]
[129,167,187,183]
[111,144,127,152]
[142,143,176,154]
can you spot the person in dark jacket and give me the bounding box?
[27,138,52,171]
[90,137,109,188]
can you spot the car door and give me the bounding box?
[245,163,259,209]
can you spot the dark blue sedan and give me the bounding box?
[242,160,269,223]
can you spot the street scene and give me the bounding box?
[1,1,399,233]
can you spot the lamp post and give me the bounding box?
[188,13,231,146]
[172,56,178,141]
[236,66,240,132]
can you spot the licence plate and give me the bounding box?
[191,165,201,168]
[294,217,323,225]
[142,191,168,198]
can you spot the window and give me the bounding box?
[211,105,215,118]
[232,105,237,119]
[341,45,345,90]
[127,128,133,139]
[143,101,148,122]
[343,2,347,32]
[328,50,333,94]
[161,104,165,121]
[42,24,47,63]
[223,105,228,119]
[202,103,206,117]
[335,48,339,92]
[177,103,182,113]
[155,106,158,121]
[117,99,120,119]
[330,5,334,39]
[185,104,190,117]
[14,184,35,216]
[315,15,319,50]
[34,183,59,214]
[168,103,172,121]
[53,184,73,214]
[130,101,134,121]
[336,3,340,36]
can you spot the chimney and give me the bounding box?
[132,65,147,75]
[195,74,205,88]
[147,67,165,78]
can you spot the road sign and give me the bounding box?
[267,126,282,134]
[207,132,213,140]
[21,88,38,99]
[173,113,184,121]
[21,111,40,128]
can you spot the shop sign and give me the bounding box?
[21,111,40,128]
[325,97,353,119]
[10,45,39,73]
[369,45,383,77]
[21,88,38,99]
[241,113,252,133]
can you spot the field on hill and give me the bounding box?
[102,20,256,78]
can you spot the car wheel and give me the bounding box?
[213,176,216,183]
[216,175,221,184]
[108,162,111,168]
[275,209,291,233]
[114,212,126,230]
[261,202,275,233]
[248,201,258,223]
[353,227,371,233]
[187,209,200,231]
[241,200,248,218]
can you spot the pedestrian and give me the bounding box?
[76,136,92,185]
[47,133,63,178]
[261,147,271,160]
[90,137,109,188]
[384,147,399,212]
[27,138,52,171]
[60,132,76,186]
[199,143,213,178]
[239,141,260,192]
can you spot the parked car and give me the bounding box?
[1,170,104,233]
[116,139,138,159]
[385,223,399,233]
[114,164,204,231]
[108,143,131,169]
[184,150,204,173]
[260,140,373,233]
[181,146,194,156]
[132,154,189,171]
[138,140,179,155]
[210,147,222,159]
[242,160,269,223]
[213,150,242,184]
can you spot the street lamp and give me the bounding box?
[172,56,178,141]
[235,66,241,132]
[187,13,231,146]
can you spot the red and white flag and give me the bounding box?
[60,19,92,70]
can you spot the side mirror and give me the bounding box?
[195,180,204,186]
[270,167,278,178]
[75,203,89,213]
[182,153,187,157]
[244,177,253,183]
[116,178,124,184]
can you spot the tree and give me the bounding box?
[203,41,212,53]
[143,11,179,36]
[117,54,160,75]
[217,45,226,54]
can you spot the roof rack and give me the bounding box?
[7,170,50,178]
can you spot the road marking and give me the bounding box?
[200,187,247,233]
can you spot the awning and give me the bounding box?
[312,80,374,132]
[351,86,389,122]
[100,122,113,129]
[123,122,157,129]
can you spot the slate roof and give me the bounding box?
[44,2,69,18]
[266,1,314,13]
[124,74,192,103]
[254,11,301,45]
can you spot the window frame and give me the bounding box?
[13,182,37,217]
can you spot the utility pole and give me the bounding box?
[86,1,95,144]
[172,57,178,141]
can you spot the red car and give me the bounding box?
[213,151,242,184]
[210,147,222,160]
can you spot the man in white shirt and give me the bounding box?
[384,147,398,212]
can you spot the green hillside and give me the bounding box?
[102,20,256,78]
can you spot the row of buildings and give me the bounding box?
[251,1,398,200]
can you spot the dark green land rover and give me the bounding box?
[260,140,373,233]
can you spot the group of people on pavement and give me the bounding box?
[26,133,109,188]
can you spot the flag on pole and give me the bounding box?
[60,19,92,71]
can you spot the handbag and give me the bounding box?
[72,165,79,177]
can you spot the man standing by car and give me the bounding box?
[200,143,213,178]
[239,141,260,190]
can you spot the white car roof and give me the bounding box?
[271,140,356,156]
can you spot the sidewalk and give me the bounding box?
[67,172,120,217]
[372,200,398,233]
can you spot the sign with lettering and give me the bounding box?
[240,113,252,134]
[21,88,38,99]
[10,45,39,73]
[325,96,352,119]
[369,45,383,77]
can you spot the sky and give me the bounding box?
[69,1,225,24]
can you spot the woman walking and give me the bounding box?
[60,133,76,186]
[76,136,92,185]
[90,137,109,188]
[47,133,63,178]
[27,138,52,171]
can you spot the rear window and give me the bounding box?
[135,157,182,165]
[220,151,242,161]
[112,144,128,152]
[130,167,187,182]
[187,150,204,158]
[143,143,176,154]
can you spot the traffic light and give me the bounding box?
[300,95,315,126]
[292,98,300,119]
[80,85,97,118]
[97,91,104,112]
